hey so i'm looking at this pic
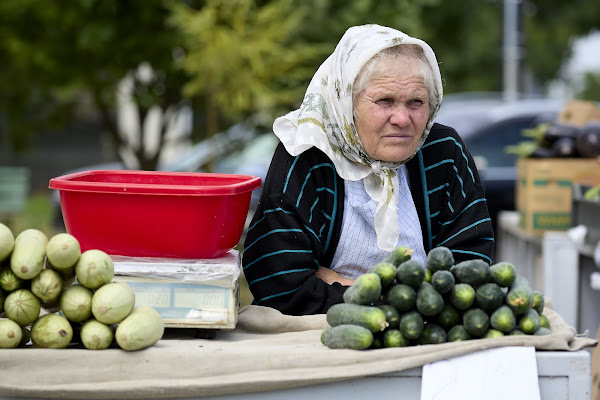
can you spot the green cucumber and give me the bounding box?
[484,329,505,338]
[539,314,550,329]
[431,270,455,294]
[447,283,475,311]
[534,327,551,336]
[426,246,454,272]
[418,323,446,345]
[396,259,425,288]
[383,284,416,312]
[463,308,489,337]
[451,259,490,287]
[416,282,444,317]
[323,324,374,350]
[367,262,397,289]
[326,303,389,332]
[506,276,533,316]
[382,328,409,348]
[424,267,433,283]
[320,326,332,345]
[490,305,517,333]
[343,272,382,305]
[518,309,540,334]
[475,282,504,313]
[377,304,400,329]
[489,262,516,287]
[434,303,460,330]
[447,325,471,341]
[531,290,545,314]
[383,246,413,267]
[399,310,424,340]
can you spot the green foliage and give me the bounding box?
[0,0,188,170]
[420,0,503,93]
[523,0,600,88]
[300,0,439,42]
[167,0,331,131]
[578,72,600,102]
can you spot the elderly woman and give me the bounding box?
[242,24,494,315]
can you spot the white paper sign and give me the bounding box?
[421,346,540,400]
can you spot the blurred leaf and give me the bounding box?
[505,141,538,158]
[584,184,600,202]
[521,122,550,145]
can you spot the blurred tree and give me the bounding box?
[298,0,439,42]
[1,0,598,172]
[167,0,331,138]
[578,72,600,101]
[419,0,503,93]
[0,0,191,170]
[523,0,600,90]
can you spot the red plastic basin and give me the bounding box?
[49,170,262,259]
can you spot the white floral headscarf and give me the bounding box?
[273,24,443,251]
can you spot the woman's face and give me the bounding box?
[354,59,430,163]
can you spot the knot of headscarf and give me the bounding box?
[371,160,383,175]
[273,24,443,251]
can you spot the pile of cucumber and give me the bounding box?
[322,246,550,350]
[0,222,164,351]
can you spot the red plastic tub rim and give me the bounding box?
[49,170,262,196]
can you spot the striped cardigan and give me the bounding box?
[242,123,494,315]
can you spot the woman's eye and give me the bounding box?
[408,99,424,108]
[376,98,393,105]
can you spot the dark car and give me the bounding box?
[435,97,566,233]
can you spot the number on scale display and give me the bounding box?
[135,288,170,308]
[174,288,226,309]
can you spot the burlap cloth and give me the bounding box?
[0,301,596,399]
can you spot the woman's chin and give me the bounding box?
[375,149,415,164]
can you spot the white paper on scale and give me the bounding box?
[421,346,540,400]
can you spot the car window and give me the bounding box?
[463,116,538,168]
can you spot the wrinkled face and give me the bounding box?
[354,59,430,163]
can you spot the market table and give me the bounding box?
[0,304,596,400]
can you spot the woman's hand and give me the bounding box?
[315,266,354,286]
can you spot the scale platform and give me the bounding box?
[112,250,240,330]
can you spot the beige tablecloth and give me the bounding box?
[0,303,596,399]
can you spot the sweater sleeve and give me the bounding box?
[241,143,345,315]
[417,124,495,264]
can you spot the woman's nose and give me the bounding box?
[389,106,411,126]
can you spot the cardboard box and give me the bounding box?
[516,158,600,234]
[112,250,241,330]
[558,100,600,127]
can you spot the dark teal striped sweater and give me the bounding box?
[242,123,494,315]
